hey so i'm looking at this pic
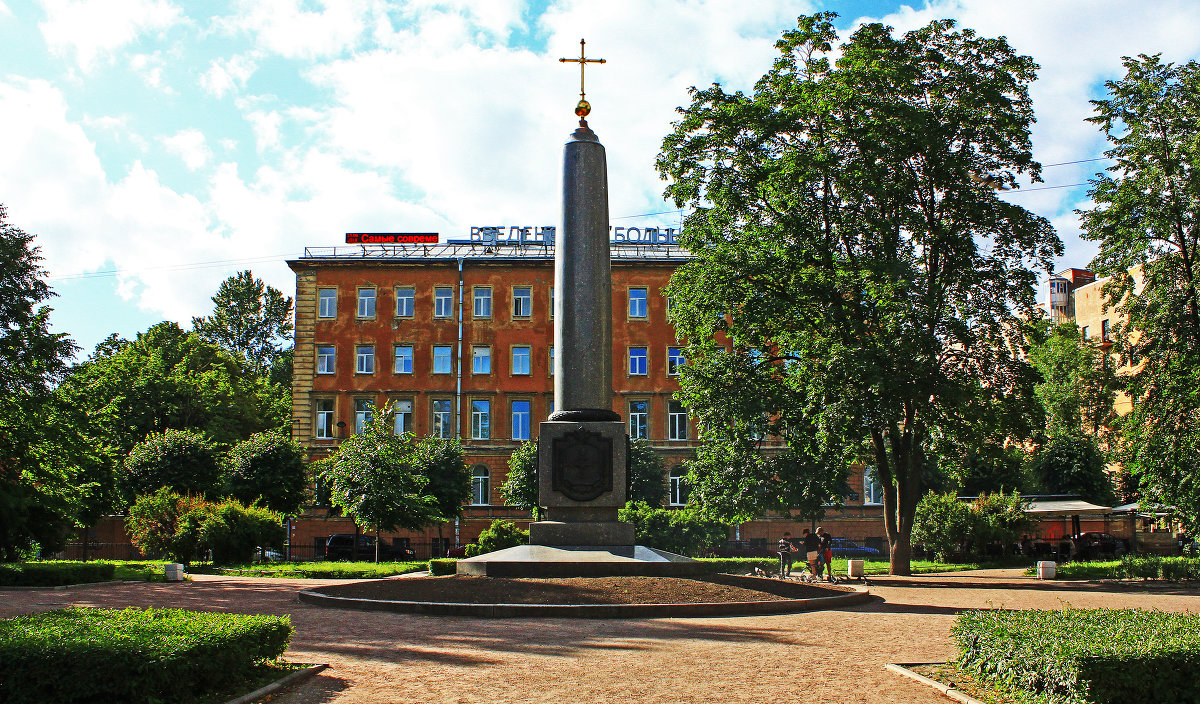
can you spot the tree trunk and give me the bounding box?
[889,532,912,576]
[352,523,360,561]
[375,528,380,564]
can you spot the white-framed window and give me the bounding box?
[356,345,375,374]
[511,400,531,441]
[393,399,413,435]
[315,399,335,439]
[471,399,490,440]
[549,346,554,376]
[432,399,453,439]
[395,286,415,317]
[668,399,688,441]
[318,288,337,318]
[433,345,452,374]
[473,286,492,318]
[354,398,374,434]
[628,400,649,440]
[316,345,335,374]
[629,288,648,318]
[357,288,375,318]
[471,464,490,505]
[667,347,685,376]
[394,345,413,374]
[669,467,689,506]
[864,466,884,505]
[511,345,531,375]
[549,287,554,319]
[434,286,453,318]
[629,346,648,375]
[472,345,491,375]
[512,286,532,318]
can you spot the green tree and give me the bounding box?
[1029,434,1116,505]
[464,519,528,557]
[499,438,669,518]
[192,270,294,375]
[224,432,307,515]
[911,492,973,561]
[320,412,439,561]
[617,501,728,557]
[57,322,288,470]
[0,205,88,560]
[125,488,213,564]
[1078,54,1200,525]
[500,440,540,518]
[120,429,222,504]
[912,491,1033,561]
[1028,322,1118,438]
[656,14,1059,574]
[409,432,470,547]
[197,499,285,566]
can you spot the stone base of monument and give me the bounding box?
[455,543,704,577]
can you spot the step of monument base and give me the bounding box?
[455,544,704,577]
[528,520,634,546]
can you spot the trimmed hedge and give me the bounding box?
[428,558,457,576]
[0,562,115,587]
[0,606,292,704]
[953,608,1200,704]
[208,561,425,579]
[1045,556,1200,581]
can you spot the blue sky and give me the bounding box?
[4,0,1200,358]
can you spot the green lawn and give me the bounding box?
[195,560,428,579]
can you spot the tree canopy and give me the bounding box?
[192,270,293,375]
[656,14,1060,573]
[1079,54,1200,526]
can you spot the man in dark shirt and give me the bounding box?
[817,526,834,581]
[777,531,798,577]
[801,528,822,580]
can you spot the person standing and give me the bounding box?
[802,528,821,580]
[817,526,834,581]
[777,531,798,577]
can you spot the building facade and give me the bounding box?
[286,237,889,559]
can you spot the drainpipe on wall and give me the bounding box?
[456,257,464,440]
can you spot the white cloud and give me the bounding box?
[200,53,258,98]
[214,0,372,60]
[161,128,211,170]
[38,0,183,70]
[128,51,173,91]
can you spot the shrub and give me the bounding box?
[912,491,1033,562]
[0,562,115,587]
[617,501,728,557]
[120,429,222,503]
[224,432,307,514]
[0,606,292,704]
[954,608,1200,704]
[464,520,528,557]
[126,488,213,564]
[197,500,285,566]
[428,558,457,576]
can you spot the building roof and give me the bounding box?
[1025,499,1112,516]
[291,241,693,265]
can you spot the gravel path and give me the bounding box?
[3,569,1198,703]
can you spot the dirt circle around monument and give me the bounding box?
[297,573,870,618]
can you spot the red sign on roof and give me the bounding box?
[346,233,439,244]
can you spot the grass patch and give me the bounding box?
[694,556,1023,576]
[908,662,1041,704]
[197,560,427,579]
[952,608,1200,703]
[1025,556,1200,581]
[0,606,292,704]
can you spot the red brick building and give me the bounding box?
[286,235,891,559]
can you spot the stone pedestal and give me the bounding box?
[529,419,632,547]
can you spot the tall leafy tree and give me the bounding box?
[192,270,293,375]
[1028,321,1118,439]
[656,14,1060,573]
[1078,54,1200,525]
[224,431,307,515]
[320,412,439,562]
[409,431,470,546]
[0,205,87,559]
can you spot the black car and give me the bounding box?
[1072,532,1127,560]
[324,534,416,561]
[706,540,779,559]
[829,538,880,558]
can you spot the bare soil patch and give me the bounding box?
[315,573,853,604]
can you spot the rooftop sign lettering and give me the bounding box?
[455,225,680,246]
[346,233,439,244]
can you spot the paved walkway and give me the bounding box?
[4,569,1198,703]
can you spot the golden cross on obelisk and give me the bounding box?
[559,38,605,122]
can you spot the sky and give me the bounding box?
[4,0,1200,358]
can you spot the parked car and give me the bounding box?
[706,540,779,559]
[324,534,416,561]
[1072,532,1127,560]
[829,538,880,558]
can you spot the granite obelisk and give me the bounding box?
[528,42,633,548]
